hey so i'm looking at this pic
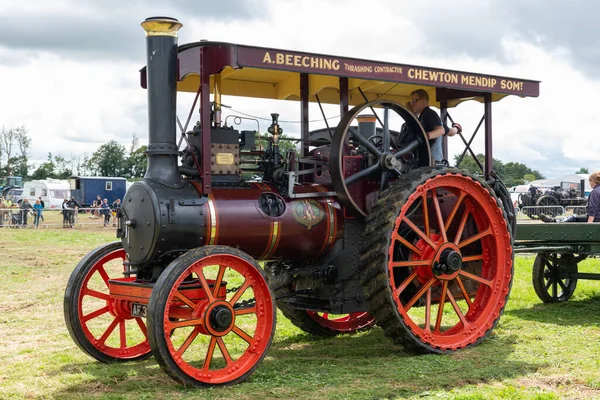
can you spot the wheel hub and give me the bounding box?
[433,249,463,277]
[382,153,402,171]
[204,301,236,336]
[209,306,233,332]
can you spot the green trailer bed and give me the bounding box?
[514,222,600,303]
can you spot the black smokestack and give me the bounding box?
[141,17,183,186]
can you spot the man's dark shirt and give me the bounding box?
[587,185,600,222]
[419,106,442,146]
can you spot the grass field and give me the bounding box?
[2,229,600,399]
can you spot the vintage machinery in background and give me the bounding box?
[518,181,587,218]
[64,17,540,387]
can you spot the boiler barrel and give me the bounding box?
[202,183,344,260]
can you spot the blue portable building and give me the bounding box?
[69,176,127,207]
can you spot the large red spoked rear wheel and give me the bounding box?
[306,312,375,333]
[147,246,276,387]
[361,167,513,353]
[64,242,151,362]
[265,262,375,336]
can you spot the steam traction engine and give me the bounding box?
[64,17,540,387]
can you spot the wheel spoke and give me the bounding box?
[557,279,567,291]
[434,281,449,332]
[424,287,432,332]
[216,337,234,366]
[229,281,250,306]
[421,193,430,238]
[82,306,109,323]
[168,318,204,331]
[202,336,218,371]
[119,319,127,348]
[454,209,470,244]
[405,278,436,311]
[544,278,552,291]
[444,192,466,232]
[455,276,473,307]
[96,266,111,287]
[196,269,215,303]
[431,190,448,242]
[232,325,255,345]
[380,170,389,193]
[393,232,422,256]
[446,289,469,327]
[174,290,197,310]
[394,140,419,159]
[235,305,257,316]
[213,266,226,298]
[98,317,120,345]
[462,254,484,263]
[402,216,436,249]
[352,128,383,157]
[83,288,111,301]
[459,270,492,287]
[552,281,558,298]
[458,227,492,249]
[177,329,200,357]
[135,317,148,339]
[345,163,380,186]
[390,259,433,268]
[393,270,419,298]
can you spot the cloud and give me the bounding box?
[0,0,267,62]
[2,0,600,178]
[407,0,600,77]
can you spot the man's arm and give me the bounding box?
[422,109,445,140]
[427,125,445,140]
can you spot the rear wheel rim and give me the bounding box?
[161,253,275,385]
[76,248,150,359]
[306,312,375,332]
[388,172,512,351]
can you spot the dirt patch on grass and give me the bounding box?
[517,375,600,399]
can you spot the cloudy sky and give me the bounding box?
[1,0,598,178]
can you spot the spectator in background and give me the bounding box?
[111,198,121,227]
[100,198,111,227]
[38,196,45,221]
[33,199,44,228]
[67,197,81,228]
[20,198,33,227]
[62,198,69,228]
[0,197,6,227]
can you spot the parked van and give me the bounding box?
[5,188,23,204]
[22,179,71,209]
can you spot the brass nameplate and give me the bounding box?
[216,153,234,165]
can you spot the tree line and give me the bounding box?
[0,126,147,180]
[1,125,587,187]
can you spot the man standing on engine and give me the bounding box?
[409,89,460,163]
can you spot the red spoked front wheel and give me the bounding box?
[361,167,513,353]
[147,246,276,387]
[64,242,151,362]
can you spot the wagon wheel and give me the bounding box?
[147,246,276,387]
[264,262,375,335]
[532,253,578,303]
[361,167,513,353]
[330,99,431,218]
[64,242,152,362]
[536,194,560,217]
